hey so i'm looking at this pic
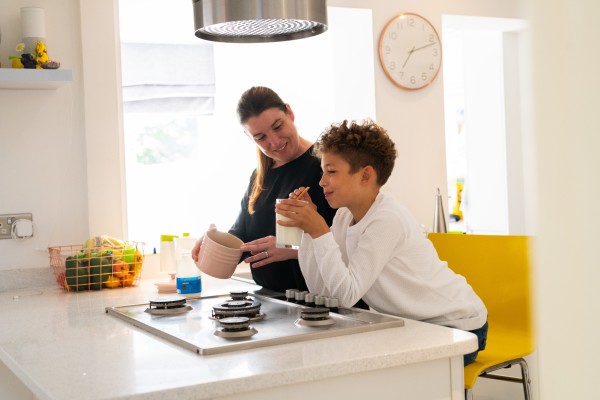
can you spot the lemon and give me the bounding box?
[12,58,24,68]
[103,275,121,288]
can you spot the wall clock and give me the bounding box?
[379,13,442,90]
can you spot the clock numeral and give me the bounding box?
[410,76,416,84]
[428,33,436,43]
[389,61,396,71]
[422,72,428,81]
[429,64,436,71]
[432,48,439,57]
[387,31,397,41]
[384,45,391,55]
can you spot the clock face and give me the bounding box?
[379,13,442,90]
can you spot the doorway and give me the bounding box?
[442,15,531,234]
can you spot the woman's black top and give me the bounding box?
[229,146,336,293]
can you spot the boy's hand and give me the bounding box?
[276,194,330,239]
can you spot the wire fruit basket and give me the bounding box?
[49,240,144,292]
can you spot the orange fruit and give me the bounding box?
[112,260,129,278]
[121,273,135,287]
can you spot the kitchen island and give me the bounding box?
[0,274,476,400]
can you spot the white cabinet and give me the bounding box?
[0,360,34,400]
[0,68,72,89]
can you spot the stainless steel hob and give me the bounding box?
[106,290,404,355]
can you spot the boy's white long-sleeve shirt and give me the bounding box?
[298,192,487,331]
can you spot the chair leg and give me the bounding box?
[517,359,533,400]
[476,358,533,400]
[465,388,474,400]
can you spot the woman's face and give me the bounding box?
[244,105,302,167]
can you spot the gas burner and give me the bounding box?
[295,307,335,327]
[145,295,193,315]
[212,299,264,321]
[228,290,251,301]
[214,317,258,339]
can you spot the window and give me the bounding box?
[119,1,376,249]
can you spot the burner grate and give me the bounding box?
[145,295,193,315]
[212,299,262,319]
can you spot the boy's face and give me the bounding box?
[319,152,364,209]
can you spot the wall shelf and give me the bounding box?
[0,68,73,89]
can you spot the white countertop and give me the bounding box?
[0,274,477,400]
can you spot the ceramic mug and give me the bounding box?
[195,230,243,279]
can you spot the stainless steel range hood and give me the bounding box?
[193,0,328,43]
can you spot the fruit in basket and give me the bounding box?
[112,259,129,278]
[64,254,93,291]
[90,253,113,290]
[123,247,144,278]
[84,235,126,251]
[103,275,121,288]
[65,264,90,291]
[122,273,135,287]
[89,256,102,290]
[65,256,78,270]
[75,252,91,268]
[122,245,136,263]
[101,257,114,275]
[55,236,143,291]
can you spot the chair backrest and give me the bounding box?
[428,233,533,342]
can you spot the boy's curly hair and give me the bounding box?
[314,119,398,186]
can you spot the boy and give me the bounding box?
[275,119,488,365]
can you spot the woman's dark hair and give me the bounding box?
[237,86,287,124]
[236,86,289,214]
[315,119,398,186]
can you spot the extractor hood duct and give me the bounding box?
[193,0,328,43]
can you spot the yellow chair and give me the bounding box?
[428,233,534,400]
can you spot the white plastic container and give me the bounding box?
[176,252,201,295]
[160,234,178,273]
[174,233,197,261]
[175,234,201,295]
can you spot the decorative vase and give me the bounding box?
[21,7,46,54]
[433,188,448,233]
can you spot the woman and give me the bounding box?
[192,86,336,293]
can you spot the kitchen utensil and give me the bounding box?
[196,230,243,279]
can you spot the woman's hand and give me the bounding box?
[240,235,298,268]
[191,224,217,262]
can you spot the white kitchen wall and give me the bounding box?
[0,0,524,271]
[0,0,87,271]
[531,1,600,398]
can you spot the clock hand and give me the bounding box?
[412,42,437,52]
[402,46,416,68]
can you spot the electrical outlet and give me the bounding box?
[0,213,33,240]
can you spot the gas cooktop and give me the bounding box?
[106,290,404,355]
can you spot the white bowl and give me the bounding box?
[195,230,243,279]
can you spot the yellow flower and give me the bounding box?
[15,43,25,52]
